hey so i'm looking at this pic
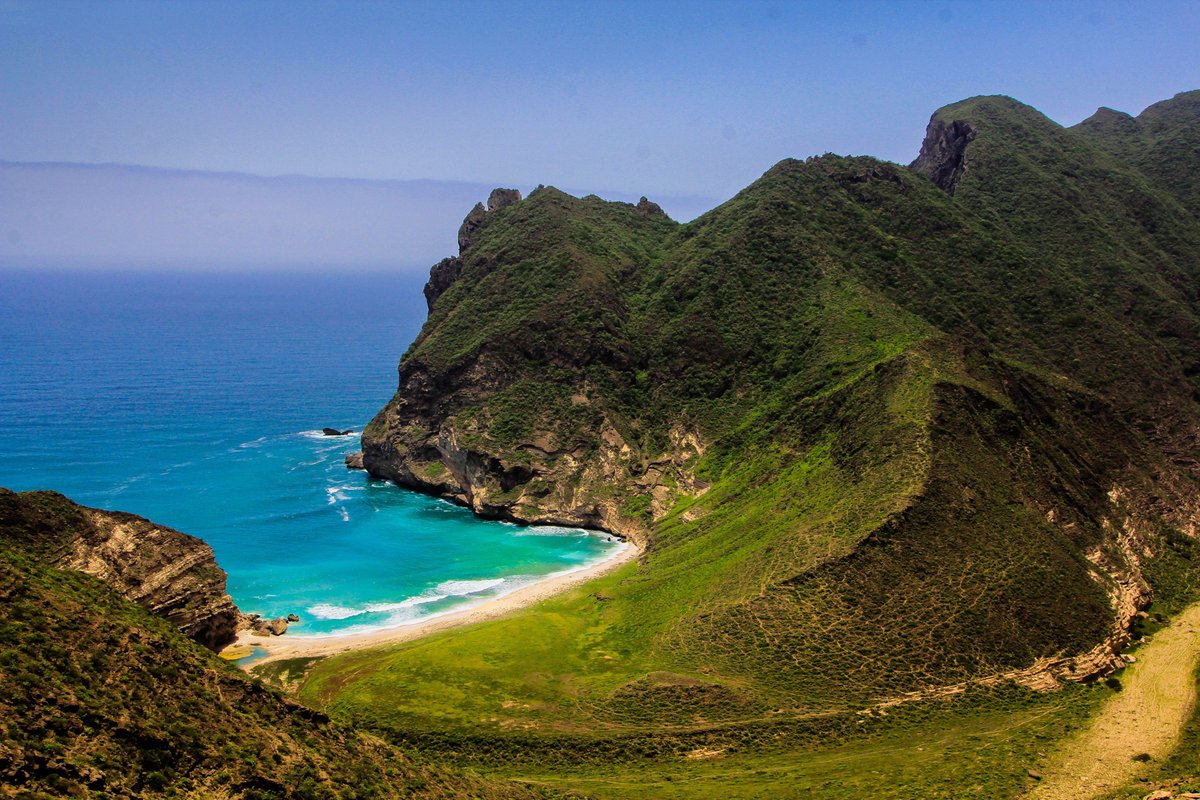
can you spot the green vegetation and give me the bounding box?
[325,91,1200,795]
[6,89,1200,797]
[0,489,549,799]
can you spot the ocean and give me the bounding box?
[0,269,621,637]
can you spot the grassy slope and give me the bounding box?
[305,95,1200,795]
[0,490,549,800]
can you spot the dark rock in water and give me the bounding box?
[0,488,241,651]
[286,613,300,623]
[345,451,365,470]
[322,428,353,436]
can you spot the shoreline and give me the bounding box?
[225,539,639,666]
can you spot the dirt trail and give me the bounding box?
[1028,602,1200,800]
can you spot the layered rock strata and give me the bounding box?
[0,488,240,650]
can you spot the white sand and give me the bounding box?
[227,540,638,666]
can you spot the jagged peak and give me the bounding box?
[910,95,1070,194]
[635,196,667,218]
[458,187,524,252]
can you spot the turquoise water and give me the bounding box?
[0,269,621,637]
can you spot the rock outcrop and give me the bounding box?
[0,488,240,651]
[911,117,977,194]
[423,256,464,311]
[486,187,522,212]
[457,188,523,253]
[430,188,525,310]
[635,196,667,218]
[345,451,365,469]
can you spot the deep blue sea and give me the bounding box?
[0,269,621,637]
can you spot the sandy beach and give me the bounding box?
[225,539,638,666]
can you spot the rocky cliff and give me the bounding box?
[363,187,691,541]
[910,117,977,194]
[0,488,240,651]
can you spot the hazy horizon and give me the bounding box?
[0,160,719,271]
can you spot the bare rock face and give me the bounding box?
[345,451,365,470]
[0,488,241,651]
[361,353,706,545]
[423,256,464,311]
[911,117,978,195]
[457,203,488,252]
[486,187,522,212]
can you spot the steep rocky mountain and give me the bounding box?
[0,488,240,650]
[0,489,548,799]
[349,92,1200,749]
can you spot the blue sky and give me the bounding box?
[4,0,1198,198]
[2,1,1198,269]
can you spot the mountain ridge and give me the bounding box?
[342,92,1200,779]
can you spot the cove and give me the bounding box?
[0,269,622,637]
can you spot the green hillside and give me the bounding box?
[287,92,1200,796]
[1074,90,1200,218]
[0,489,550,799]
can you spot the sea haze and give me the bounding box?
[0,269,622,635]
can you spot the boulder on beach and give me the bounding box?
[286,613,300,623]
[252,617,289,636]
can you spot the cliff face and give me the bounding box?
[0,488,240,651]
[366,187,696,541]
[361,350,704,539]
[910,117,977,194]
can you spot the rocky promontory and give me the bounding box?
[0,488,241,650]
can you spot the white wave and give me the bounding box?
[363,593,448,613]
[339,508,350,522]
[287,543,635,641]
[238,436,268,449]
[511,524,590,537]
[308,603,363,620]
[435,578,506,596]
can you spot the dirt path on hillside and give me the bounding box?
[1027,602,1200,800]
